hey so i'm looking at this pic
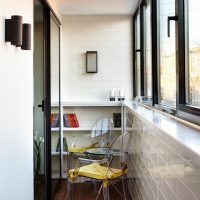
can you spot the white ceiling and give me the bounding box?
[55,0,140,15]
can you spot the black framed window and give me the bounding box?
[144,0,152,101]
[133,0,200,125]
[134,1,152,102]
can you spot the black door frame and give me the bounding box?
[43,4,51,200]
[43,1,61,199]
[34,0,61,199]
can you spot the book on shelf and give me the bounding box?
[51,113,60,128]
[63,114,70,127]
[63,113,79,128]
[68,114,74,127]
[56,137,68,152]
[113,113,121,128]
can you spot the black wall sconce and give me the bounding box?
[22,24,31,50]
[5,15,31,50]
[86,51,98,73]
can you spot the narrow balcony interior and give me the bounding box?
[1,0,200,200]
[33,0,200,199]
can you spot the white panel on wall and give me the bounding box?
[61,15,133,101]
[0,0,33,199]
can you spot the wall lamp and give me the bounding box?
[5,15,31,50]
[86,51,98,73]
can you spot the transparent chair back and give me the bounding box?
[108,132,130,169]
[69,117,114,149]
[91,117,114,147]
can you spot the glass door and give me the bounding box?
[34,1,61,199]
[33,0,46,199]
[50,12,61,197]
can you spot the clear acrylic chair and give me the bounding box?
[68,117,115,154]
[67,132,130,200]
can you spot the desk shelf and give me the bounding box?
[61,101,121,107]
[51,101,122,178]
[63,127,121,131]
[51,127,59,132]
[63,127,91,131]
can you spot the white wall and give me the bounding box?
[61,15,133,101]
[0,0,33,199]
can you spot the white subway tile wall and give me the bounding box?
[61,15,133,101]
[125,108,200,200]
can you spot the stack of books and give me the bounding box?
[63,113,79,128]
[51,113,60,128]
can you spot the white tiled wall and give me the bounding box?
[125,108,200,200]
[61,15,133,101]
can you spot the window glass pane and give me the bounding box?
[135,13,141,97]
[159,0,176,107]
[145,2,152,98]
[188,0,200,107]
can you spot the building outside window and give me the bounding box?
[135,12,141,97]
[159,0,176,107]
[187,0,200,107]
[144,1,152,98]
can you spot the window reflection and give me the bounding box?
[159,0,176,107]
[145,2,152,98]
[188,0,200,107]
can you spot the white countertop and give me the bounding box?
[52,101,121,107]
[122,100,200,166]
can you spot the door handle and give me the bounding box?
[38,100,44,112]
[167,16,178,37]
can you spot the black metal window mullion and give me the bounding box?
[176,0,186,107]
[151,0,158,105]
[133,15,136,97]
[133,8,140,98]
[140,3,145,96]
